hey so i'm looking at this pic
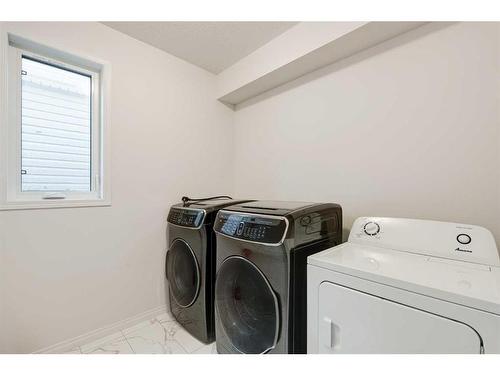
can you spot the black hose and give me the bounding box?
[181,195,233,206]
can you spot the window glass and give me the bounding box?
[21,56,92,192]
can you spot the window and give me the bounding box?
[1,34,110,209]
[21,56,92,193]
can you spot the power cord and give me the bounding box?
[181,195,233,207]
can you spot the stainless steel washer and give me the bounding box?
[165,198,253,344]
[213,201,343,353]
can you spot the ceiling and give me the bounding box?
[102,22,298,74]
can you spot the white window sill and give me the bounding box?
[0,199,111,211]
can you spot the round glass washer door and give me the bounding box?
[215,256,279,354]
[165,238,200,308]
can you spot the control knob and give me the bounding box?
[457,233,471,245]
[363,221,380,236]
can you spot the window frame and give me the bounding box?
[0,33,111,210]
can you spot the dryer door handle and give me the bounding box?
[321,317,340,351]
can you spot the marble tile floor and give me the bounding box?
[62,312,217,354]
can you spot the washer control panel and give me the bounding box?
[214,211,288,245]
[167,207,205,228]
[349,217,499,266]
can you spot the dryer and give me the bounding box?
[166,198,253,344]
[307,217,500,354]
[213,201,343,353]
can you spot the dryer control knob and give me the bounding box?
[363,222,380,236]
[457,233,471,245]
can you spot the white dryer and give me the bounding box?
[307,217,500,354]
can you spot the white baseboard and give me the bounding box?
[34,305,168,354]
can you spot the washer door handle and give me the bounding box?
[165,250,170,280]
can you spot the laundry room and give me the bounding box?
[1,1,500,374]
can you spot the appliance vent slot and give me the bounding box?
[240,206,279,211]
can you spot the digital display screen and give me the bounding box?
[214,212,287,244]
[167,208,205,228]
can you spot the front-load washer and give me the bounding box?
[307,217,500,354]
[213,201,343,354]
[166,197,254,344]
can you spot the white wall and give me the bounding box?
[233,22,500,243]
[0,22,234,353]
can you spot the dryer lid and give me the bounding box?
[308,242,500,315]
[348,217,500,267]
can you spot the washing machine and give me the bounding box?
[307,217,500,354]
[213,201,343,354]
[166,197,254,344]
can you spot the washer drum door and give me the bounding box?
[215,256,280,354]
[166,238,201,308]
